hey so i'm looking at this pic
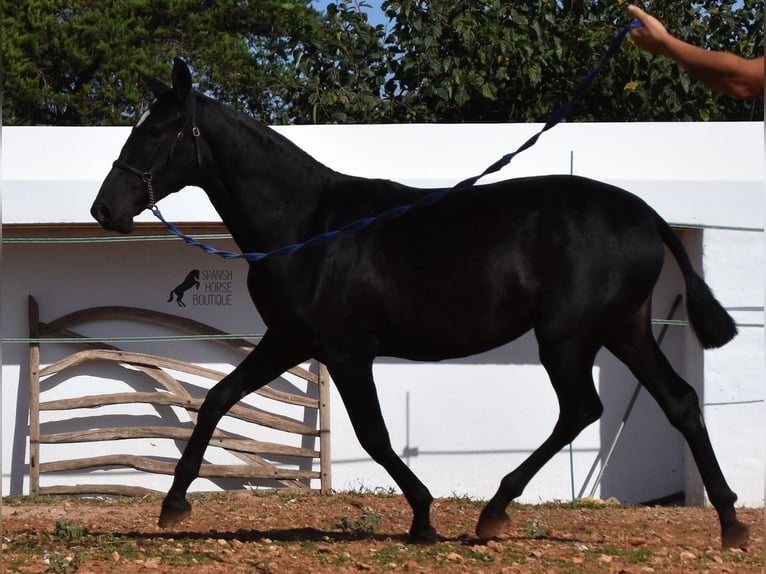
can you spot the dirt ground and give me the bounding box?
[2,491,763,573]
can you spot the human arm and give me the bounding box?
[627,4,764,100]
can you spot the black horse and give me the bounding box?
[168,269,200,307]
[91,59,748,548]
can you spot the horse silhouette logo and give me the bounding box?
[168,269,200,307]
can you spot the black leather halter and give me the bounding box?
[112,91,201,208]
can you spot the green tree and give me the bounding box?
[1,0,361,125]
[382,0,762,122]
[288,1,389,123]
[2,0,762,125]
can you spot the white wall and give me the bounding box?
[2,123,763,507]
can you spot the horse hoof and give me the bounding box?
[158,498,192,528]
[407,525,441,545]
[721,521,749,549]
[475,508,510,540]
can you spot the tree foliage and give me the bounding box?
[2,0,338,124]
[2,0,762,126]
[381,0,763,122]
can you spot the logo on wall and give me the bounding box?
[166,269,234,307]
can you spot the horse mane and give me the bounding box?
[195,92,334,178]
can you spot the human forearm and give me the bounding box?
[628,4,764,100]
[662,37,763,99]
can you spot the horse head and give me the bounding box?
[91,58,202,233]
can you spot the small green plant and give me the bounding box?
[342,480,398,496]
[44,549,87,573]
[337,510,384,535]
[446,491,481,505]
[53,521,85,541]
[590,546,652,565]
[526,519,549,539]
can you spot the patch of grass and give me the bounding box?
[44,549,89,573]
[725,548,764,565]
[573,497,626,509]
[187,492,211,503]
[537,498,627,511]
[3,494,154,508]
[6,526,208,573]
[368,543,410,566]
[497,544,531,566]
[591,545,652,564]
[331,551,353,566]
[443,492,484,515]
[104,538,140,560]
[336,510,384,536]
[526,519,549,539]
[53,520,86,541]
[339,480,399,497]
[154,545,219,565]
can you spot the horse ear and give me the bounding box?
[172,57,193,102]
[136,68,170,98]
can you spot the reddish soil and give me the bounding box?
[2,491,763,573]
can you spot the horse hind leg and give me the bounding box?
[606,318,748,549]
[477,338,603,539]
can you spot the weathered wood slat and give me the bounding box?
[40,391,196,411]
[40,455,319,480]
[39,391,319,436]
[40,323,318,388]
[40,349,228,381]
[36,331,201,411]
[39,426,320,458]
[39,318,317,390]
[285,364,317,385]
[40,347,319,408]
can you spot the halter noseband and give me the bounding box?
[112,91,202,209]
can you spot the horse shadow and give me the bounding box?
[107,526,579,546]
[112,526,409,544]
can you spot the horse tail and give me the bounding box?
[657,214,737,349]
[168,290,175,303]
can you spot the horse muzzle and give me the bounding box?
[90,201,134,234]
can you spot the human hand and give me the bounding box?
[627,5,673,56]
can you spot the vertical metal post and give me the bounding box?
[587,294,683,498]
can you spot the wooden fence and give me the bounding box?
[28,295,331,497]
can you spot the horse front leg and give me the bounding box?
[328,358,438,543]
[158,331,309,527]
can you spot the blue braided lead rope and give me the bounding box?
[152,20,641,263]
[152,188,450,263]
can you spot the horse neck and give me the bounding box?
[195,97,339,253]
[194,96,437,255]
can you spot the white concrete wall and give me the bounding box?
[2,123,763,507]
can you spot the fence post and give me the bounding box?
[318,363,332,494]
[28,295,41,495]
